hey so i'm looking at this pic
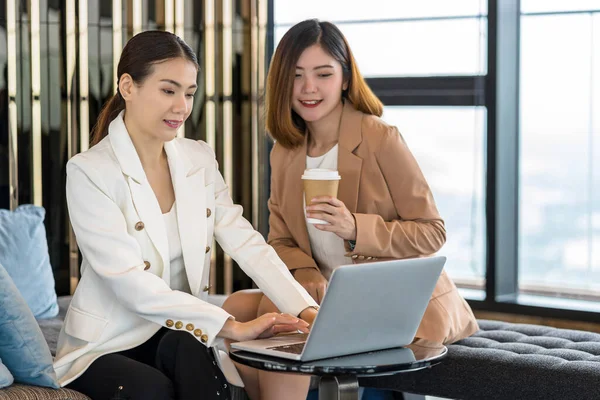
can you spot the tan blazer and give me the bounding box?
[267,101,478,344]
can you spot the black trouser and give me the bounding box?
[67,328,231,400]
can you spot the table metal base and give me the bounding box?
[318,375,360,400]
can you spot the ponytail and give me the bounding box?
[90,92,125,147]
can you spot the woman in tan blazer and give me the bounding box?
[223,19,478,399]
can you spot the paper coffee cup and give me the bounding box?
[302,169,341,225]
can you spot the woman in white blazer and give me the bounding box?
[55,31,319,400]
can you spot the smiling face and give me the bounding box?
[292,44,348,124]
[120,57,198,143]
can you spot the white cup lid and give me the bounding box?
[301,168,341,180]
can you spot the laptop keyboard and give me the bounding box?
[266,342,306,354]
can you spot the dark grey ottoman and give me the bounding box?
[360,320,600,400]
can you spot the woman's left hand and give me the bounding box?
[306,196,357,241]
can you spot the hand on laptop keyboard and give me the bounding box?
[219,312,309,342]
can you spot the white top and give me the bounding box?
[305,144,349,280]
[163,202,191,293]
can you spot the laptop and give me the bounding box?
[231,256,446,361]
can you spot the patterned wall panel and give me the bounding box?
[0,0,269,295]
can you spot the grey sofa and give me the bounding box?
[0,297,90,400]
[0,295,247,400]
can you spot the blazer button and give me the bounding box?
[186,323,194,331]
[175,321,183,329]
[206,208,212,218]
[166,319,174,327]
[200,334,208,343]
[194,329,203,337]
[205,246,210,253]
[135,221,144,231]
[144,261,151,270]
[203,285,212,292]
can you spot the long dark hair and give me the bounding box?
[266,19,383,149]
[90,30,199,146]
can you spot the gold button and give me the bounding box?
[205,246,210,253]
[144,261,151,270]
[351,254,358,259]
[203,285,212,292]
[206,208,212,218]
[135,221,144,231]
[166,319,174,327]
[194,329,203,337]
[175,321,183,329]
[186,323,194,331]
[200,334,208,343]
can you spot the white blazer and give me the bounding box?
[53,112,317,386]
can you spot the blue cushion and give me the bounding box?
[0,205,58,319]
[0,358,14,388]
[0,261,59,388]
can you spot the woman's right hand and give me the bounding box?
[293,268,328,304]
[218,313,309,342]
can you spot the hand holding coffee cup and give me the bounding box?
[305,195,357,240]
[302,169,341,224]
[303,171,356,240]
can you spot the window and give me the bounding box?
[521,0,600,14]
[519,11,600,298]
[276,19,487,77]
[384,107,486,286]
[275,0,486,24]
[274,1,487,77]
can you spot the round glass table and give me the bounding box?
[230,339,447,400]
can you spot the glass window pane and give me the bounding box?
[519,14,600,297]
[521,0,600,14]
[595,14,600,219]
[275,18,487,77]
[275,0,487,25]
[384,107,486,286]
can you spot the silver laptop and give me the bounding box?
[231,256,446,361]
